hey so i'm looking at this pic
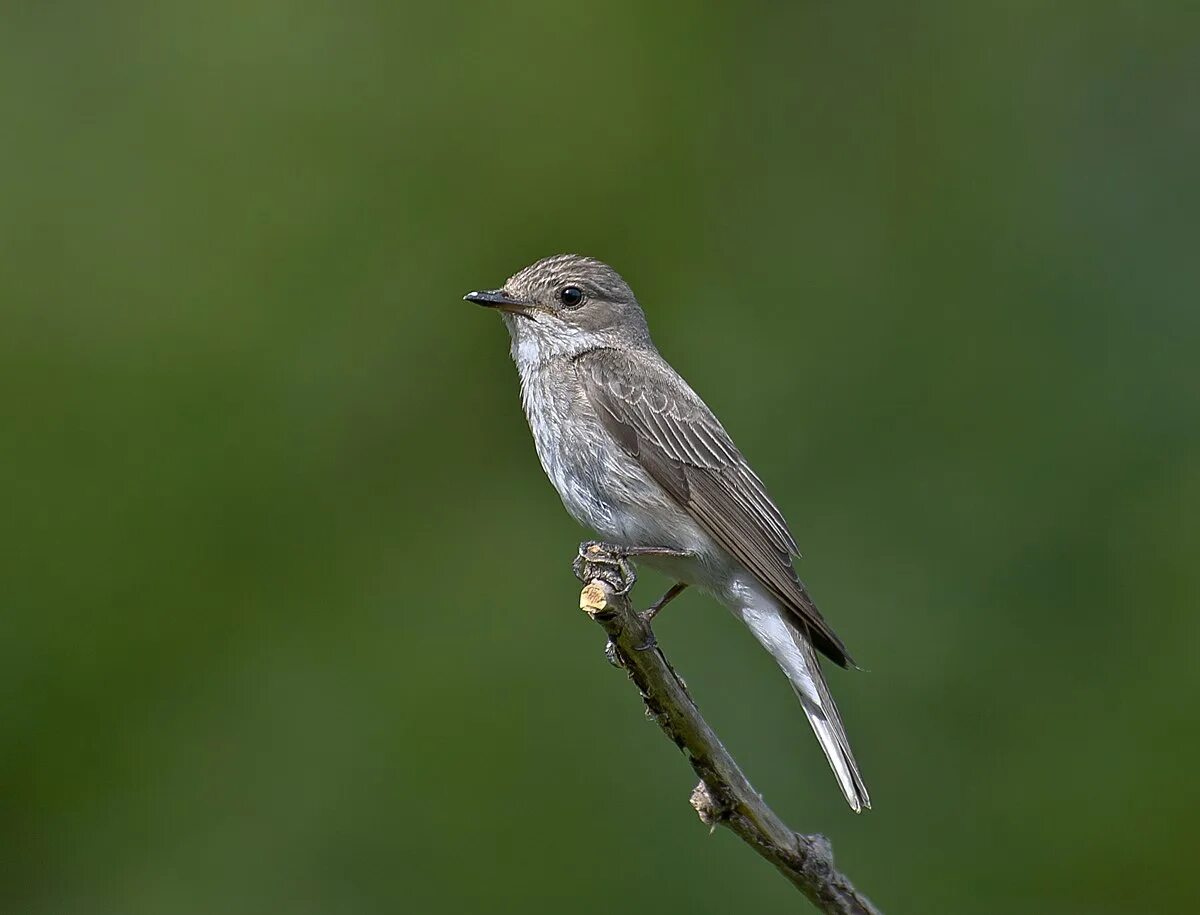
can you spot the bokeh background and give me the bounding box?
[4,3,1198,913]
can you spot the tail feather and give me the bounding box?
[738,601,871,813]
[790,626,871,812]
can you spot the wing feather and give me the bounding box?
[576,348,852,667]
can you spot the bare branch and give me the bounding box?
[575,544,882,915]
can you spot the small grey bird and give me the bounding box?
[465,254,870,812]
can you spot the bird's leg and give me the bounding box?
[574,542,697,653]
[621,546,694,561]
[574,541,695,599]
[631,581,689,653]
[641,582,688,624]
[616,545,695,597]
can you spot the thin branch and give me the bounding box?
[574,544,882,915]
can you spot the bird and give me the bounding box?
[464,254,870,812]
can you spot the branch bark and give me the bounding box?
[574,543,882,915]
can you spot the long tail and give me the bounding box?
[737,601,871,813]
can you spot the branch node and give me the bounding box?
[689,779,728,831]
[603,638,625,669]
[803,832,835,863]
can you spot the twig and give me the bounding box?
[574,543,882,915]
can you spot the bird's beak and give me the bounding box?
[463,289,536,318]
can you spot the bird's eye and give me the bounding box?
[559,285,584,308]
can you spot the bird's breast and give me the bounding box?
[515,359,680,544]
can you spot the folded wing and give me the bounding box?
[575,347,853,668]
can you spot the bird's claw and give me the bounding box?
[574,541,638,594]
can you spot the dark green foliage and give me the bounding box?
[2,3,1197,912]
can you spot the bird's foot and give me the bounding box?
[574,542,695,593]
[575,545,694,653]
[574,541,638,594]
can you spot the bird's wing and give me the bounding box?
[575,347,852,668]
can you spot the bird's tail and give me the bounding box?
[738,602,871,813]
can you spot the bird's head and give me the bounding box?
[465,254,652,361]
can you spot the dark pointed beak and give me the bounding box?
[463,289,535,317]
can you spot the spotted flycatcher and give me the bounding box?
[465,254,869,812]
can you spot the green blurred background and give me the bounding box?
[4,3,1198,913]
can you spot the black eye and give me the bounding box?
[559,285,584,308]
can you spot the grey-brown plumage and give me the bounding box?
[576,347,851,668]
[465,254,870,812]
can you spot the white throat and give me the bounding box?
[504,314,598,370]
